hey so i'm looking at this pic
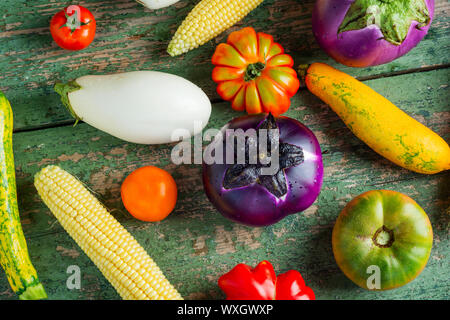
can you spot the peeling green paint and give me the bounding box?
[0,0,448,301]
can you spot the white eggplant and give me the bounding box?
[55,71,211,145]
[136,0,180,10]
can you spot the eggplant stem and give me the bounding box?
[54,81,82,126]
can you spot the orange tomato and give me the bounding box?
[121,166,177,222]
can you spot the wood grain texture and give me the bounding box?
[1,69,449,300]
[0,0,448,131]
[0,0,448,300]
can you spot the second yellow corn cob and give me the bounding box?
[168,0,264,56]
[34,165,182,300]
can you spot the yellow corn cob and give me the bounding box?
[167,0,264,56]
[34,165,182,300]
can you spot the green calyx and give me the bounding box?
[338,0,431,45]
[244,62,266,81]
[54,80,82,126]
[61,11,91,33]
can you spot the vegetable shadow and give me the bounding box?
[299,221,353,295]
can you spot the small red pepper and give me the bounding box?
[218,260,315,300]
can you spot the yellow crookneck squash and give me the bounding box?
[0,91,47,300]
[304,63,450,174]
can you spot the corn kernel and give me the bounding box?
[34,166,182,300]
[167,0,263,56]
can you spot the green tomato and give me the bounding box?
[332,190,433,290]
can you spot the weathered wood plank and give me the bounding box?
[0,0,448,131]
[0,68,448,299]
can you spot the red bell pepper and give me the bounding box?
[218,260,315,300]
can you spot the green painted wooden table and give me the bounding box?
[0,0,449,300]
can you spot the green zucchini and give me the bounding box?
[0,90,47,300]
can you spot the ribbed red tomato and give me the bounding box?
[212,27,300,116]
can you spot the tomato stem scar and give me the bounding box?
[372,225,395,248]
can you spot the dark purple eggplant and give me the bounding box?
[202,113,323,227]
